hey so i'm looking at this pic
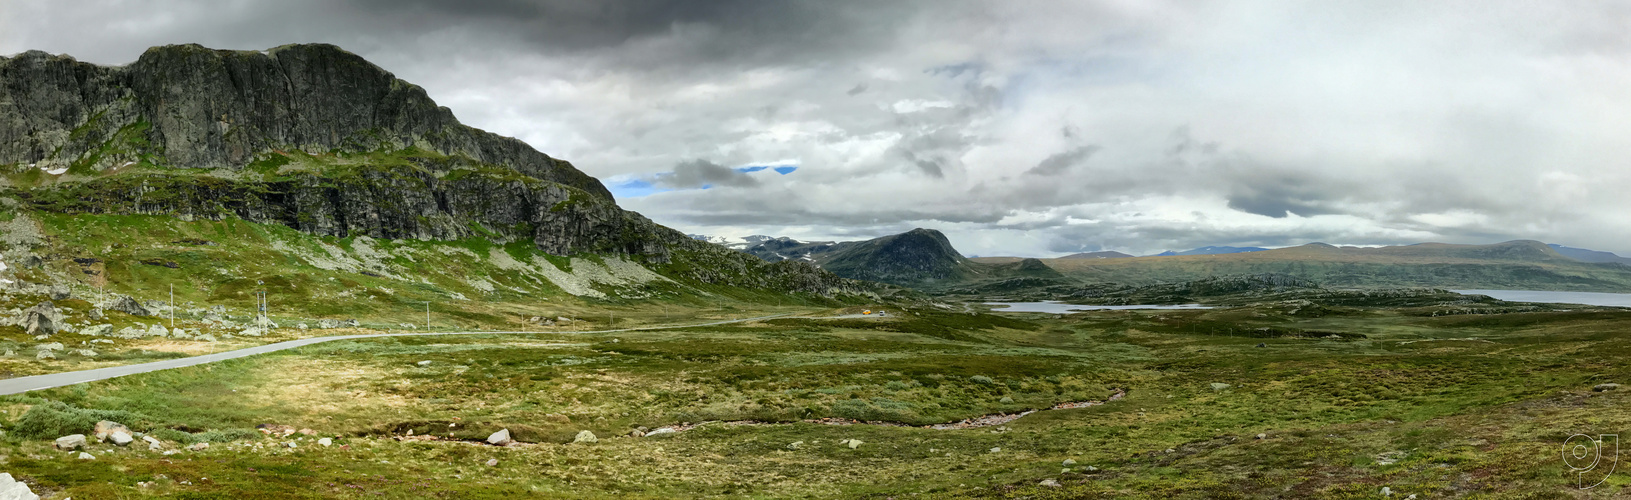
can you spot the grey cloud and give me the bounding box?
[1026,145,1100,176]
[846,83,868,96]
[654,159,758,189]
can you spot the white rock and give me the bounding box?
[54,434,86,450]
[1039,479,1061,487]
[109,431,134,446]
[77,452,95,460]
[486,429,512,446]
[573,430,598,444]
[1381,486,1392,497]
[645,428,676,436]
[318,438,332,447]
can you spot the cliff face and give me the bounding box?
[0,43,608,198]
[0,44,871,296]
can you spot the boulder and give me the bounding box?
[143,435,163,450]
[317,319,342,329]
[35,343,63,352]
[573,430,598,444]
[188,442,209,451]
[81,324,113,336]
[22,302,56,336]
[1039,479,1061,488]
[33,350,53,360]
[75,349,97,357]
[645,428,676,436]
[1210,383,1231,391]
[1062,459,1077,467]
[88,308,104,320]
[48,284,70,300]
[0,472,39,500]
[146,324,168,337]
[76,452,95,460]
[486,429,512,446]
[1594,383,1620,392]
[54,434,87,450]
[109,431,134,446]
[106,296,152,316]
[94,420,131,441]
[345,319,360,327]
[318,438,332,447]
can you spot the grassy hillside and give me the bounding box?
[977,241,1631,292]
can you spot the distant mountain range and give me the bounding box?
[1152,246,1268,256]
[693,230,1631,292]
[1548,244,1631,265]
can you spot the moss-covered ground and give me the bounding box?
[0,301,1625,498]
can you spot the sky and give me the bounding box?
[4,0,1630,257]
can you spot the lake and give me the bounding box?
[1452,289,1631,308]
[983,301,1213,313]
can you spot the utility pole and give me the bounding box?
[169,285,175,329]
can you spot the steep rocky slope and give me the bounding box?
[0,44,870,297]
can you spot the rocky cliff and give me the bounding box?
[0,44,869,296]
[0,43,607,197]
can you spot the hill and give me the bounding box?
[1152,245,1269,256]
[1060,251,1134,259]
[0,44,881,322]
[973,240,1631,292]
[1549,244,1631,266]
[716,228,1068,289]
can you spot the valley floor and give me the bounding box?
[0,303,1627,498]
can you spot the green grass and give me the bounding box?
[0,302,1627,497]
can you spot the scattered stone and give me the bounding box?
[77,452,95,460]
[787,441,803,450]
[999,396,1014,403]
[573,430,598,444]
[1085,466,1098,472]
[106,295,152,316]
[81,324,113,336]
[485,458,498,467]
[23,302,56,336]
[1381,486,1392,497]
[54,434,87,450]
[847,439,862,449]
[188,443,209,451]
[317,319,342,329]
[486,429,512,446]
[345,319,360,327]
[94,421,130,441]
[1039,479,1061,488]
[109,431,134,446]
[35,342,63,352]
[144,436,163,450]
[318,438,332,447]
[1210,382,1231,391]
[75,348,97,357]
[1256,433,1266,440]
[990,447,1001,453]
[1062,459,1076,467]
[0,472,38,500]
[416,360,432,366]
[297,323,308,330]
[1255,343,1266,348]
[284,441,297,448]
[645,428,676,436]
[1594,383,1620,392]
[89,308,104,320]
[33,350,53,360]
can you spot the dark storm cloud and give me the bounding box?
[654,159,758,189]
[8,1,1631,257]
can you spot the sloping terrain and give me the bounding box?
[975,240,1631,292]
[0,44,877,307]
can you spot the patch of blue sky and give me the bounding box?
[607,178,671,199]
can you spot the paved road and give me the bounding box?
[0,313,793,396]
